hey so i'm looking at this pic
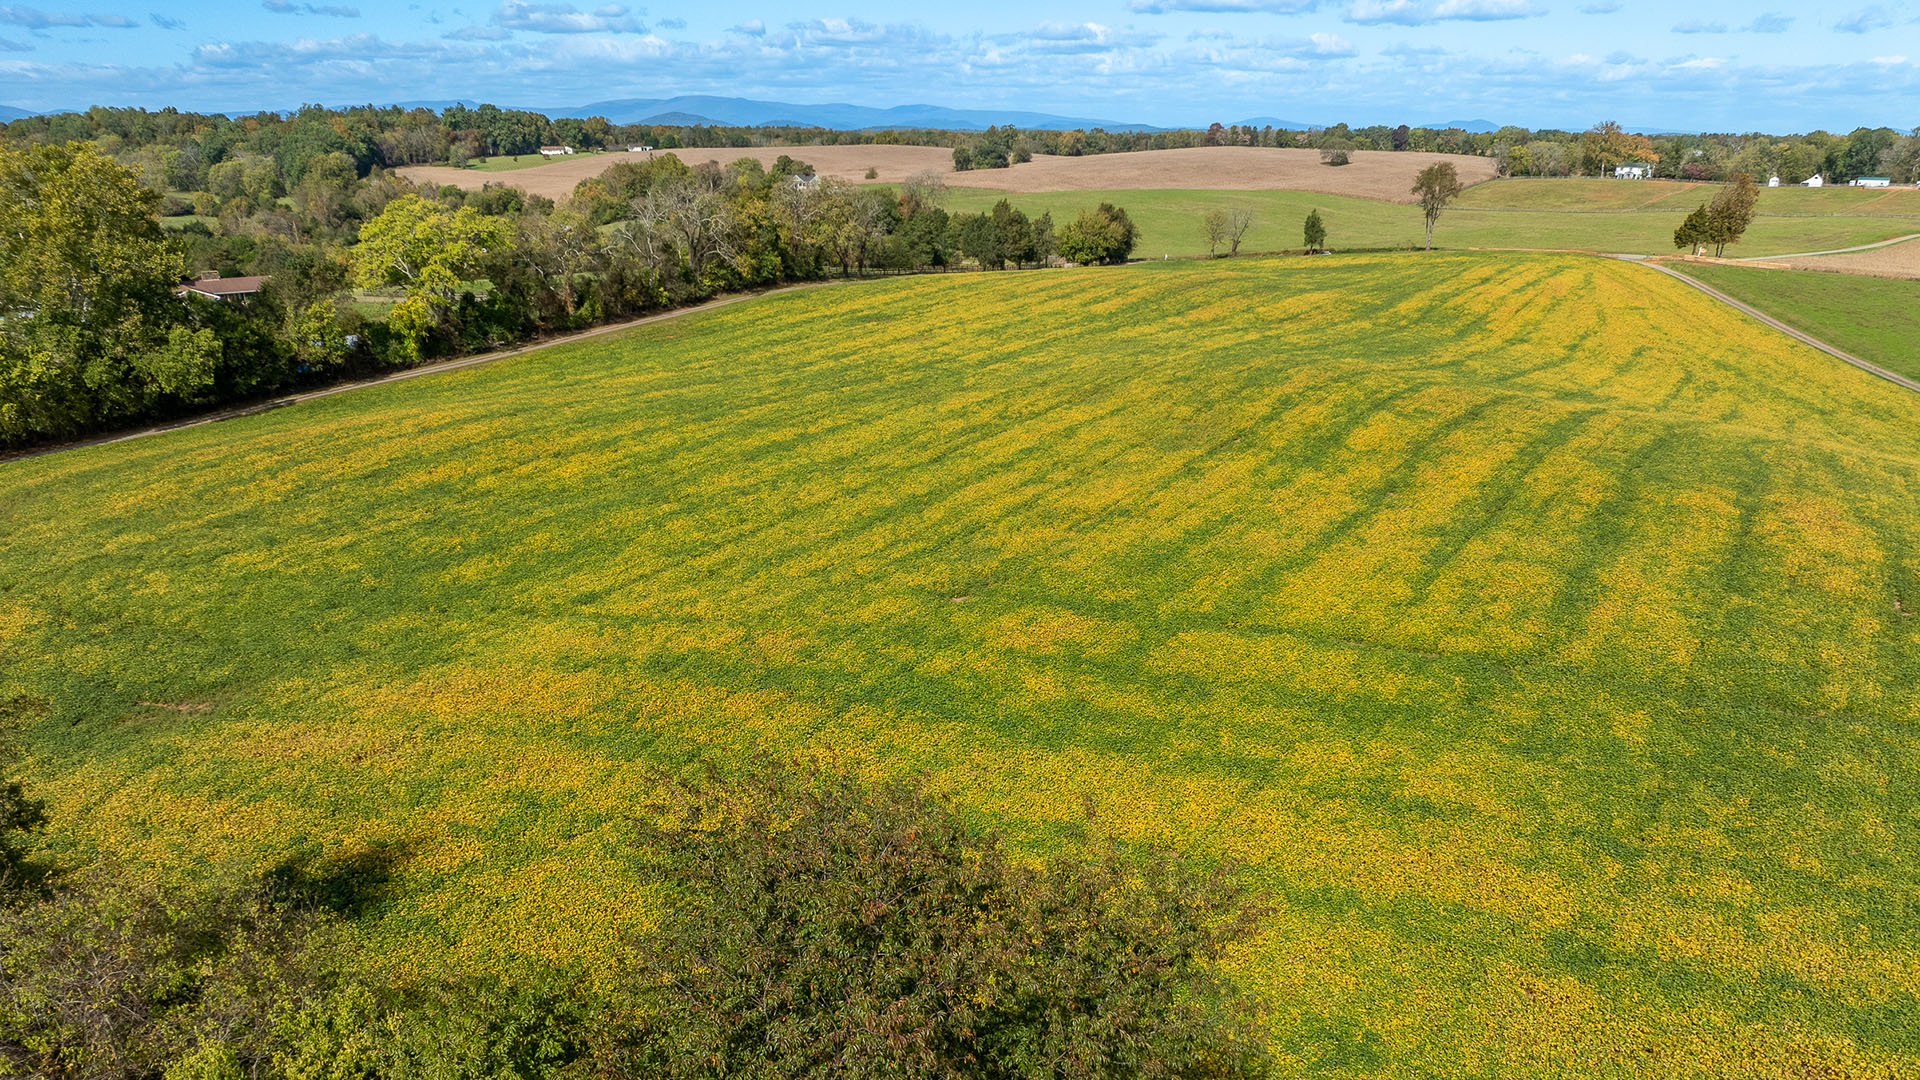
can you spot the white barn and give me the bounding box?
[1853,176,1892,188]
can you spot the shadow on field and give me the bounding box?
[266,840,410,917]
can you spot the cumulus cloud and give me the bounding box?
[1347,0,1538,25]
[1833,5,1894,32]
[263,0,360,15]
[1869,54,1909,64]
[0,5,137,28]
[728,19,763,35]
[1014,21,1162,53]
[444,23,510,39]
[492,1,645,34]
[656,16,683,29]
[1128,0,1319,12]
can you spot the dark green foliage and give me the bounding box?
[0,868,337,1080]
[0,700,45,886]
[1058,203,1140,265]
[1303,209,1326,253]
[1674,203,1711,254]
[604,765,1270,1080]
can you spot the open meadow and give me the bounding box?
[4,253,1920,1076]
[941,185,1920,258]
[404,150,1920,260]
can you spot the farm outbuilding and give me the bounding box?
[1614,162,1652,180]
[1853,176,1892,188]
[174,272,267,302]
[538,145,574,157]
[1802,175,1824,187]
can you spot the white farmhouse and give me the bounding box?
[1613,162,1652,180]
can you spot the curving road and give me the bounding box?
[1733,232,1920,262]
[1615,256,1920,394]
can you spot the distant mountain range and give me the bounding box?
[0,98,1523,135]
[1235,116,1323,130]
[534,95,1161,132]
[1234,116,1503,133]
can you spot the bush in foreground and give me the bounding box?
[0,751,1267,1079]
[604,764,1271,1079]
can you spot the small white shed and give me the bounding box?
[1802,174,1824,188]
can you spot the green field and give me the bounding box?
[466,153,574,172]
[1669,262,1920,380]
[944,183,1920,258]
[5,253,1920,1076]
[1458,177,1920,217]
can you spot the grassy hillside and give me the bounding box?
[1458,177,1920,217]
[1669,262,1920,380]
[4,254,1920,1076]
[943,184,1920,258]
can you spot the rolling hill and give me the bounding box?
[3,253,1918,1076]
[542,95,1159,131]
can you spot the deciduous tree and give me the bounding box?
[1411,162,1462,250]
[0,142,219,443]
[1304,209,1326,254]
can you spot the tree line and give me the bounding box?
[7,104,1911,192]
[0,142,1136,449]
[0,713,1271,1079]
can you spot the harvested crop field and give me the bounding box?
[400,144,960,199]
[400,145,1494,203]
[6,252,1920,1077]
[1781,235,1920,279]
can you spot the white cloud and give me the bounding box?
[1869,54,1908,64]
[1833,5,1894,33]
[492,1,645,34]
[262,0,360,16]
[1128,0,1319,11]
[1347,0,1538,26]
[0,5,136,28]
[1672,20,1727,34]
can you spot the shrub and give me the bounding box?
[602,763,1271,1080]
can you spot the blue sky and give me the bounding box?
[0,1,1915,130]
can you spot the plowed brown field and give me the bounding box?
[1782,236,1920,279]
[399,145,1494,204]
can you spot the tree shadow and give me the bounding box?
[264,839,410,918]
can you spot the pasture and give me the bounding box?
[1670,261,1920,378]
[4,253,1919,1077]
[941,186,1920,258]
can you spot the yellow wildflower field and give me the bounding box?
[3,253,1918,1076]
